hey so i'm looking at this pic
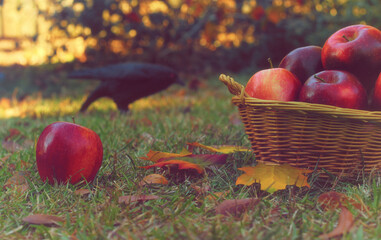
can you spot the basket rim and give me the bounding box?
[220,73,381,122]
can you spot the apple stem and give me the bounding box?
[72,117,76,124]
[267,58,273,69]
[342,35,350,42]
[314,75,326,83]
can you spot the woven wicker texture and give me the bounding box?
[220,74,381,180]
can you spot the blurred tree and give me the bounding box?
[38,0,381,73]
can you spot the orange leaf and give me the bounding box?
[215,198,260,217]
[140,160,204,174]
[319,207,354,239]
[236,163,312,193]
[140,148,192,162]
[22,214,64,227]
[140,174,169,186]
[187,142,252,154]
[317,191,365,211]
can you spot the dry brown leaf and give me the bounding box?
[22,214,64,227]
[74,189,91,196]
[3,171,29,193]
[319,207,354,239]
[317,191,365,211]
[0,154,11,168]
[140,159,204,174]
[118,195,160,204]
[22,139,35,149]
[140,117,153,126]
[139,174,169,186]
[2,140,23,152]
[4,128,22,141]
[205,190,230,201]
[191,183,211,195]
[215,198,260,217]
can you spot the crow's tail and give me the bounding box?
[80,84,107,112]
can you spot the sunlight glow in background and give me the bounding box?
[0,0,365,66]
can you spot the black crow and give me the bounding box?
[67,62,181,112]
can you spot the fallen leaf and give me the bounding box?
[236,163,312,193]
[74,189,91,196]
[22,214,64,227]
[191,183,211,195]
[118,195,160,204]
[206,190,230,201]
[215,198,260,217]
[187,142,252,154]
[319,207,354,239]
[139,174,169,186]
[140,148,192,162]
[22,139,35,149]
[20,160,31,169]
[140,132,157,145]
[182,154,228,165]
[317,191,365,211]
[2,140,23,152]
[4,128,22,141]
[0,154,12,168]
[3,171,29,193]
[140,117,152,126]
[140,159,204,174]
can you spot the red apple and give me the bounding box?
[321,24,381,92]
[299,70,367,109]
[36,122,103,185]
[371,72,381,109]
[245,68,301,101]
[279,45,324,84]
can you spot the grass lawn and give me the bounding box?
[0,69,380,239]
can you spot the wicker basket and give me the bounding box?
[220,74,381,181]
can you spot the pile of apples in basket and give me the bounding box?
[245,24,381,110]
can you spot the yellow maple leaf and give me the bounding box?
[236,163,312,193]
[187,142,252,154]
[140,148,192,162]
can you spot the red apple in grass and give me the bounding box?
[279,46,324,84]
[245,68,301,101]
[299,70,367,109]
[36,122,103,185]
[371,72,381,110]
[322,24,381,92]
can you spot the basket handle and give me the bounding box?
[219,74,248,98]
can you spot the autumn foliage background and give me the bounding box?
[0,0,381,100]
